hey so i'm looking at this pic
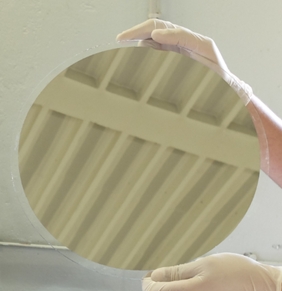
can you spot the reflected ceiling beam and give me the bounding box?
[139,53,179,103]
[106,149,188,268]
[74,141,164,259]
[220,98,244,128]
[24,116,82,206]
[180,70,215,117]
[33,120,89,216]
[158,169,255,266]
[87,145,168,261]
[119,156,207,269]
[193,178,257,259]
[98,49,128,90]
[35,74,259,171]
[19,107,50,167]
[142,161,234,268]
[34,121,89,215]
[57,132,129,244]
[47,126,123,237]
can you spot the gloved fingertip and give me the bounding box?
[151,29,181,46]
[151,268,167,282]
[116,29,136,42]
[116,32,127,42]
[151,29,166,41]
[115,33,122,41]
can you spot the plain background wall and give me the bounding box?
[1,0,282,261]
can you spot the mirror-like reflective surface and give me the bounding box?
[19,47,260,270]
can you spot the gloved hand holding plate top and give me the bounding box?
[116,19,253,105]
[117,19,282,186]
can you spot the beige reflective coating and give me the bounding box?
[19,46,260,270]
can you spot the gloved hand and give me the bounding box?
[142,253,282,291]
[116,19,252,105]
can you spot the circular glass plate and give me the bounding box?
[19,42,260,270]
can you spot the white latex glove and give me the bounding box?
[143,253,282,291]
[116,19,252,105]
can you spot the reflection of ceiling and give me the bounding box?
[18,47,260,270]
